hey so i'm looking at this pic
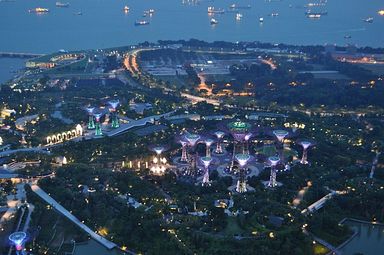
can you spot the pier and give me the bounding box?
[0,52,44,59]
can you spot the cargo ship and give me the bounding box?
[56,2,69,7]
[208,7,225,14]
[305,10,327,18]
[28,7,49,13]
[229,4,251,10]
[363,17,374,23]
[135,20,150,26]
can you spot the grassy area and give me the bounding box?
[313,243,329,255]
[156,75,189,89]
[221,217,244,236]
[255,145,298,158]
[358,63,384,75]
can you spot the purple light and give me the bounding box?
[214,131,225,139]
[273,130,289,142]
[301,141,312,149]
[153,146,164,155]
[93,113,103,122]
[232,133,247,142]
[201,156,212,168]
[244,133,252,141]
[9,232,26,248]
[205,139,214,146]
[108,100,119,110]
[235,154,251,167]
[86,107,95,115]
[185,133,200,147]
[268,156,280,166]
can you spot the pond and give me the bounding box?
[340,220,384,255]
[74,240,127,255]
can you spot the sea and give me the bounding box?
[0,0,383,82]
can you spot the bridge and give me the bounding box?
[0,52,44,59]
[29,184,121,251]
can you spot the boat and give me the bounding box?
[28,7,49,13]
[74,11,82,15]
[363,17,374,23]
[144,9,155,15]
[208,7,225,14]
[307,13,321,18]
[135,20,150,26]
[229,4,251,10]
[344,35,352,39]
[210,18,218,25]
[236,13,243,20]
[305,10,328,17]
[259,17,264,23]
[379,10,384,16]
[56,2,69,7]
[270,13,279,17]
[123,6,130,12]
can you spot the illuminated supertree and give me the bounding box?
[86,107,95,130]
[9,231,27,255]
[180,140,188,163]
[93,112,103,136]
[204,139,214,157]
[184,133,201,176]
[267,156,280,188]
[273,130,289,162]
[227,120,252,172]
[108,100,120,128]
[235,154,251,193]
[214,131,225,154]
[201,156,212,186]
[300,141,312,164]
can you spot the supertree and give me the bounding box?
[201,156,212,186]
[214,131,225,154]
[227,120,252,172]
[94,112,103,136]
[272,129,289,162]
[204,139,214,157]
[86,107,95,130]
[9,231,27,255]
[235,154,251,193]
[299,141,312,164]
[108,100,120,128]
[184,133,201,176]
[267,156,280,188]
[180,140,188,163]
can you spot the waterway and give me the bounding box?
[0,0,383,54]
[340,220,384,255]
[0,58,25,84]
[74,240,126,255]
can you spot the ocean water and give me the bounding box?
[0,0,383,54]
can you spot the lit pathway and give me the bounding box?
[29,184,117,250]
[106,111,175,137]
[0,147,50,158]
[369,152,381,179]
